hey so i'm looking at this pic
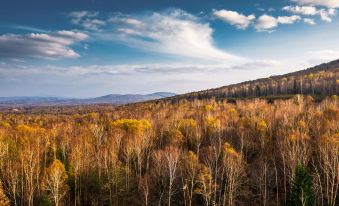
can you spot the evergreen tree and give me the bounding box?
[289,164,315,206]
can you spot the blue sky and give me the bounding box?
[1,0,339,97]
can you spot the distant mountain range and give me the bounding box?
[0,92,176,107]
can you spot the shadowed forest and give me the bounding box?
[0,95,338,206]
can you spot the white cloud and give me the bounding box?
[277,15,301,24]
[0,31,88,59]
[110,9,245,63]
[306,49,339,64]
[69,10,105,31]
[282,5,318,15]
[0,60,281,78]
[283,5,337,22]
[82,19,106,30]
[255,15,278,31]
[70,11,98,24]
[319,8,337,22]
[303,18,316,24]
[213,9,255,29]
[254,14,301,31]
[292,0,339,8]
[212,9,302,32]
[0,59,282,97]
[109,17,143,26]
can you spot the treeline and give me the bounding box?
[0,95,338,206]
[169,60,339,101]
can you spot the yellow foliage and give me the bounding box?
[205,117,220,130]
[228,108,238,116]
[112,119,151,135]
[46,159,68,179]
[16,124,45,135]
[203,104,214,111]
[297,120,306,129]
[194,165,215,197]
[0,121,10,128]
[322,134,339,145]
[167,128,184,145]
[288,133,309,142]
[43,159,68,205]
[183,151,198,171]
[293,95,302,105]
[0,181,10,206]
[223,142,239,158]
[178,119,197,130]
[308,73,316,79]
[256,120,268,133]
[288,134,297,141]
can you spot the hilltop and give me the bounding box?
[167,59,339,102]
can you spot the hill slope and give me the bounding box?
[168,60,339,101]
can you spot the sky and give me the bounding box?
[1,0,339,97]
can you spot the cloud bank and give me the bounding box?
[0,31,88,59]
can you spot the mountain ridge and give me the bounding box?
[164,59,339,102]
[0,92,176,107]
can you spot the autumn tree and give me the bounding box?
[42,159,68,206]
[181,151,199,206]
[222,143,245,206]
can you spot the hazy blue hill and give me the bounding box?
[0,92,176,107]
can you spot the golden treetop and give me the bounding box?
[223,142,240,158]
[111,119,151,135]
[203,104,214,112]
[178,119,197,130]
[256,120,268,133]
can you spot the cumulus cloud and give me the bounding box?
[212,9,302,32]
[70,10,105,31]
[110,9,244,63]
[283,5,337,22]
[0,31,88,59]
[319,8,337,22]
[254,14,301,31]
[283,5,318,15]
[70,11,98,24]
[291,0,339,8]
[277,15,301,24]
[255,15,278,31]
[81,19,106,31]
[213,9,255,29]
[303,18,316,24]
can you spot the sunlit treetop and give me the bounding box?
[111,119,151,135]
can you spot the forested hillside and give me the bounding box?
[169,60,339,101]
[0,61,338,206]
[0,95,338,206]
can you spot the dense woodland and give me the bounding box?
[0,61,338,206]
[170,60,339,101]
[0,94,338,206]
